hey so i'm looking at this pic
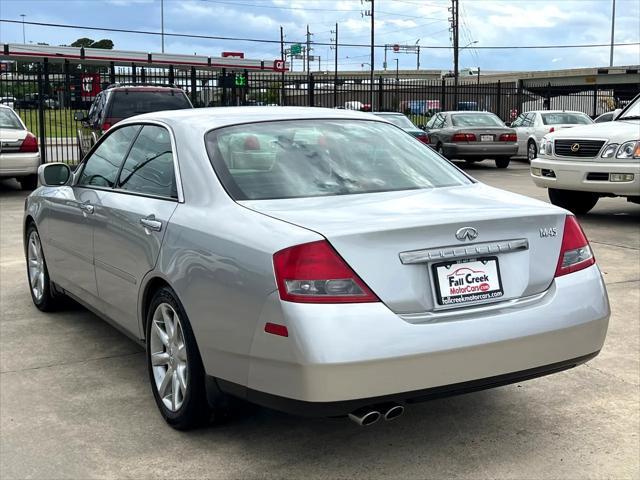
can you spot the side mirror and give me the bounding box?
[612,108,623,120]
[38,163,71,187]
[505,122,512,127]
[73,111,88,122]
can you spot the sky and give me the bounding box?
[0,0,638,72]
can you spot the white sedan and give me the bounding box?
[0,105,40,190]
[531,94,640,214]
[511,110,593,162]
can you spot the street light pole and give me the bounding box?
[395,58,399,82]
[160,0,165,53]
[609,0,616,66]
[20,14,26,43]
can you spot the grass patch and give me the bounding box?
[19,109,79,139]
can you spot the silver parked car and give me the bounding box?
[25,107,609,429]
[425,111,518,168]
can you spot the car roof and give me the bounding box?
[440,111,498,115]
[107,85,185,93]
[524,110,587,114]
[126,107,383,134]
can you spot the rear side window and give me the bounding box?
[0,108,23,129]
[77,126,140,187]
[108,91,191,119]
[116,125,177,199]
[205,119,470,201]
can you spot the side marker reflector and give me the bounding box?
[264,322,289,337]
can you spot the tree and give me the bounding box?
[69,38,114,49]
[70,37,95,48]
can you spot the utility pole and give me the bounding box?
[417,45,420,70]
[280,26,285,105]
[362,0,374,107]
[160,0,165,53]
[450,0,459,106]
[331,23,338,107]
[306,25,312,75]
[20,14,26,43]
[609,0,616,66]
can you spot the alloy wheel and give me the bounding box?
[27,230,45,303]
[528,142,537,161]
[150,303,189,412]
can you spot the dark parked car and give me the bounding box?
[74,84,192,158]
[425,111,518,168]
[373,112,430,145]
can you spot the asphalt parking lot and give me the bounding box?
[1,160,638,480]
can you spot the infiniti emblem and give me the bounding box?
[455,227,479,242]
[571,143,580,152]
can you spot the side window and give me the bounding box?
[425,116,436,129]
[522,113,534,127]
[511,114,523,127]
[116,125,177,199]
[77,126,140,187]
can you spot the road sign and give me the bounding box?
[235,75,247,87]
[291,44,302,55]
[393,44,400,52]
[273,59,286,72]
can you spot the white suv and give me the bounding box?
[531,94,640,214]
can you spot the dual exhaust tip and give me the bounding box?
[348,403,405,426]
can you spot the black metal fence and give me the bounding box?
[0,59,634,165]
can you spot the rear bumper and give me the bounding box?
[443,143,518,159]
[215,351,599,417]
[227,264,608,414]
[531,157,640,195]
[0,152,40,177]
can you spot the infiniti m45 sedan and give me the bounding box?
[24,107,609,429]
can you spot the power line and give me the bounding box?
[1,19,638,50]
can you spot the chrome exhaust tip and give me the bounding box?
[383,404,405,421]
[348,407,381,426]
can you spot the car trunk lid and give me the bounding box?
[241,183,566,314]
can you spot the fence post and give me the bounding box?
[131,63,137,84]
[441,78,446,112]
[37,63,46,164]
[377,76,383,111]
[141,67,147,84]
[592,86,598,117]
[308,73,314,107]
[64,60,71,110]
[109,62,116,85]
[496,80,501,120]
[168,65,174,85]
[190,67,197,106]
[545,82,551,110]
[517,79,523,117]
[221,68,227,106]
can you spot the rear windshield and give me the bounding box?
[0,108,24,129]
[451,113,504,127]
[108,91,191,118]
[541,112,592,125]
[205,119,470,200]
[377,114,416,130]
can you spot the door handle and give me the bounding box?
[79,202,94,214]
[140,216,162,232]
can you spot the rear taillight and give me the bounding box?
[549,127,555,133]
[273,240,379,303]
[102,121,113,131]
[19,133,39,153]
[499,133,517,142]
[416,133,430,144]
[451,133,477,142]
[555,216,595,277]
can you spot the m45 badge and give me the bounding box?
[540,227,558,238]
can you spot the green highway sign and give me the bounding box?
[291,44,302,55]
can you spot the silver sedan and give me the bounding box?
[24,107,609,429]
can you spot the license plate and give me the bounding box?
[433,257,503,306]
[480,135,493,142]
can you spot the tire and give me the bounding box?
[25,223,66,311]
[495,157,510,169]
[527,140,537,163]
[436,143,447,159]
[548,188,599,214]
[20,174,38,191]
[146,286,213,430]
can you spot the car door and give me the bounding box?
[46,124,140,300]
[511,114,527,155]
[92,124,179,337]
